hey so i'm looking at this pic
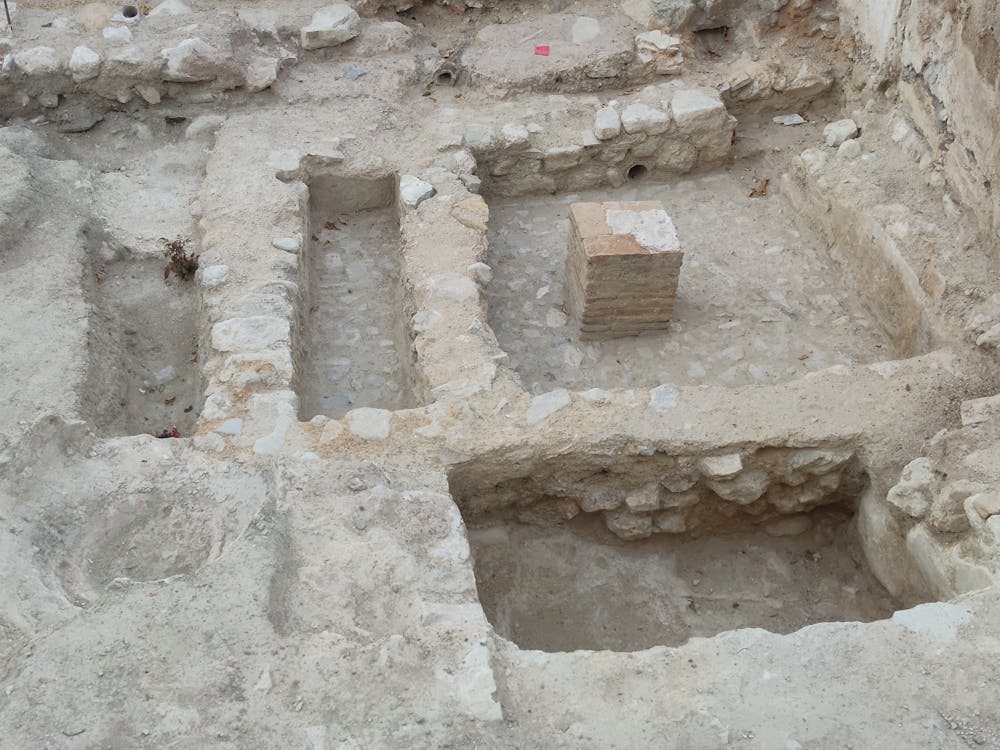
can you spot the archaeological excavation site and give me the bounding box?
[3,0,1000,746]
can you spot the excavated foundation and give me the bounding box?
[81,227,203,438]
[451,447,926,651]
[297,173,419,419]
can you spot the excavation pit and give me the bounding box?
[298,174,419,419]
[450,448,917,652]
[485,167,903,393]
[83,239,202,438]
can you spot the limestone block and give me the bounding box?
[707,469,770,505]
[200,264,231,288]
[886,457,937,519]
[399,175,436,208]
[211,316,290,352]
[960,393,1000,427]
[301,4,362,50]
[579,486,623,512]
[345,407,392,440]
[670,88,729,147]
[161,38,222,82]
[605,508,653,540]
[824,118,859,147]
[969,492,1000,520]
[594,106,622,140]
[525,389,571,425]
[621,103,671,135]
[565,201,683,338]
[246,55,280,92]
[70,46,101,82]
[635,31,683,73]
[698,453,742,479]
[625,483,661,512]
[930,481,985,533]
[15,47,60,76]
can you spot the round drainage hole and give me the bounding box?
[122,5,139,17]
[627,164,648,180]
[436,71,453,86]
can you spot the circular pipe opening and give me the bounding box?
[436,71,453,86]
[627,164,648,180]
[122,5,139,17]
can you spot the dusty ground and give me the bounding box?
[2,0,1000,749]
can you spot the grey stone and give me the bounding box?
[149,0,192,15]
[272,236,302,253]
[699,453,742,479]
[824,118,859,147]
[467,262,493,286]
[708,469,770,504]
[399,175,436,209]
[201,264,231,288]
[605,509,653,540]
[837,138,862,159]
[216,418,244,436]
[970,492,1000,520]
[649,384,680,413]
[69,46,101,82]
[886,457,937,518]
[579,388,611,404]
[211,316,290,352]
[15,47,60,75]
[594,107,622,140]
[671,88,727,131]
[960,393,1000,427]
[579,486,623,512]
[621,103,671,135]
[346,407,392,440]
[526,389,571,425]
[162,38,222,82]
[301,4,362,51]
[246,55,280,92]
[625,483,661,512]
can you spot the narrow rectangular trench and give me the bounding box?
[82,227,202,437]
[297,174,418,420]
[450,449,914,653]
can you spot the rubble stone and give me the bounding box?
[301,4,362,50]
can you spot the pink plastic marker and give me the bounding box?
[534,45,550,56]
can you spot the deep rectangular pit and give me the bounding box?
[450,448,912,652]
[82,230,203,438]
[298,174,418,419]
[485,166,901,394]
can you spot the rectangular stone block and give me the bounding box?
[565,201,683,338]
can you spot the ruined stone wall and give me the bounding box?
[842,0,1000,245]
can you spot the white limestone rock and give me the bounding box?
[837,138,862,159]
[698,453,742,479]
[211,316,290,352]
[162,38,222,82]
[271,237,301,254]
[500,123,530,147]
[148,0,192,16]
[707,469,770,505]
[625,483,661,512]
[102,26,132,43]
[301,4,362,51]
[399,175,436,208]
[621,103,670,135]
[649,384,680,413]
[605,509,653,540]
[201,265,231,288]
[594,106,622,140]
[670,87,728,133]
[886,457,937,518]
[824,118,859,147]
[346,407,392,440]
[15,47,60,75]
[467,262,493,286]
[246,55,279,92]
[960,393,1000,427]
[526,389,571,425]
[70,46,101,82]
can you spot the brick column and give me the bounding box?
[565,201,684,338]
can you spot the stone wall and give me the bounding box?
[467,82,736,197]
[841,0,1000,245]
[450,445,865,540]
